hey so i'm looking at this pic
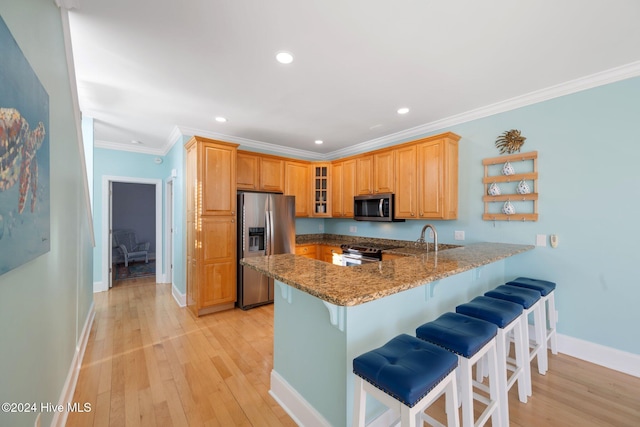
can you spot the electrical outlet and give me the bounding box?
[454,230,465,241]
[349,226,357,233]
[428,229,434,239]
[536,234,547,247]
[318,223,324,232]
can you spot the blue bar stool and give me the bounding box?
[484,285,547,397]
[416,313,501,427]
[507,277,558,355]
[456,296,528,427]
[352,334,460,427]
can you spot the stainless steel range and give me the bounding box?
[340,243,398,266]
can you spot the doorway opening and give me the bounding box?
[101,176,163,290]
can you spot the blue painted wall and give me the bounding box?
[322,77,640,355]
[0,2,94,426]
[92,148,169,283]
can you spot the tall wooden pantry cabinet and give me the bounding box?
[185,136,238,316]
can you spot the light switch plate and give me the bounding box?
[536,234,547,247]
[550,234,558,248]
[349,226,357,233]
[454,230,465,241]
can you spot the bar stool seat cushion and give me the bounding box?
[456,296,523,328]
[416,312,498,358]
[485,285,540,309]
[353,334,458,407]
[507,277,556,296]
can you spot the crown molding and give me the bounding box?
[175,126,326,160]
[324,60,640,159]
[54,0,81,10]
[94,139,166,155]
[94,61,640,161]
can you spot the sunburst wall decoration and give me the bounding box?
[495,129,526,154]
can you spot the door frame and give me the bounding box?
[101,175,163,289]
[164,177,175,287]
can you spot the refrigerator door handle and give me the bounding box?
[265,210,271,256]
[269,209,275,255]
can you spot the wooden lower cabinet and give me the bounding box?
[320,245,341,263]
[295,244,317,259]
[188,216,237,316]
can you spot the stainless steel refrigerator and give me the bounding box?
[237,192,295,309]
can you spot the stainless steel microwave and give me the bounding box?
[353,193,405,222]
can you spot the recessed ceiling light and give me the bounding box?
[397,107,410,115]
[215,116,227,123]
[276,51,294,64]
[315,140,323,145]
[131,140,142,144]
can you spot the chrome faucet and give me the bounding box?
[418,224,438,253]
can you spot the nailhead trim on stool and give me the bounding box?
[507,277,558,355]
[456,296,528,426]
[416,312,501,427]
[484,285,547,397]
[352,334,460,427]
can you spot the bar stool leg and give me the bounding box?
[533,304,548,374]
[513,316,528,403]
[352,377,366,427]
[546,293,558,354]
[495,329,509,427]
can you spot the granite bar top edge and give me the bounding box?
[241,242,535,307]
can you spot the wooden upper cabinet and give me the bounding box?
[332,159,356,217]
[237,151,260,191]
[394,144,418,219]
[285,160,311,217]
[331,162,343,217]
[373,150,395,194]
[237,151,284,193]
[394,133,459,220]
[356,155,373,195]
[311,163,331,217]
[417,135,459,220]
[197,138,237,216]
[260,156,285,193]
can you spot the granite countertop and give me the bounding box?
[240,242,534,307]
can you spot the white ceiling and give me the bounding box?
[68,0,640,157]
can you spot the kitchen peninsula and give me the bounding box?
[241,241,534,426]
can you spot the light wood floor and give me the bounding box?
[68,280,640,426]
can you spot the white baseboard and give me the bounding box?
[269,370,332,427]
[558,333,640,378]
[93,281,107,293]
[172,283,186,307]
[51,301,96,427]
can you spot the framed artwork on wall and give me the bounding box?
[0,16,50,276]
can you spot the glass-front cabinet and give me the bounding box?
[312,163,331,217]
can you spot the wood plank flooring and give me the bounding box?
[68,280,640,426]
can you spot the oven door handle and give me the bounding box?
[379,198,384,217]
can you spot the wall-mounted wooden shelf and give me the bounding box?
[483,150,538,222]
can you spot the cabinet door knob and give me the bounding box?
[411,212,415,217]
[231,219,235,223]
